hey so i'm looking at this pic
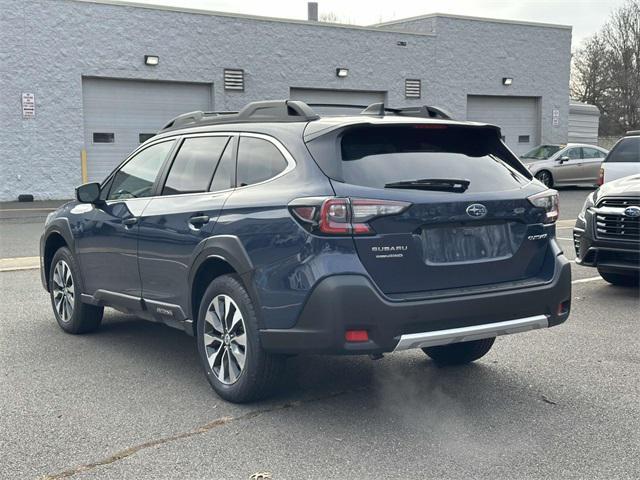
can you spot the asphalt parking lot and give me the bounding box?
[1,188,638,480]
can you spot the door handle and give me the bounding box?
[188,215,210,228]
[123,217,139,227]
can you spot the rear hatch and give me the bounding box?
[305,121,556,295]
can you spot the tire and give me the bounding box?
[422,337,495,366]
[597,268,639,287]
[535,170,553,188]
[196,274,285,403]
[49,247,103,334]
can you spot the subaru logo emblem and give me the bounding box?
[624,206,640,218]
[466,203,488,218]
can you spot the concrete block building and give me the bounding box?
[0,0,572,200]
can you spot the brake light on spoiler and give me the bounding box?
[290,197,411,235]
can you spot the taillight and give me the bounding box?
[527,189,559,224]
[598,167,604,186]
[290,197,410,235]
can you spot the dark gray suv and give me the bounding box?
[41,100,572,402]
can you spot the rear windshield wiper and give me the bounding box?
[384,178,470,193]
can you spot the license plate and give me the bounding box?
[421,223,518,264]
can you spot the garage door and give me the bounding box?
[82,78,213,182]
[290,87,387,114]
[466,95,540,156]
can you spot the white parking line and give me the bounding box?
[572,276,604,284]
[0,256,40,272]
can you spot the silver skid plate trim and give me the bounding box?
[393,315,549,351]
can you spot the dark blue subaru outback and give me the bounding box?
[41,100,571,402]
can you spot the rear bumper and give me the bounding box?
[260,253,572,354]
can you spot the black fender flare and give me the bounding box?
[188,235,261,322]
[42,218,79,290]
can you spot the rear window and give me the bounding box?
[313,125,529,193]
[605,137,639,163]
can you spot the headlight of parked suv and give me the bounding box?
[578,192,596,221]
[528,189,559,224]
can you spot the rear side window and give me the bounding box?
[237,137,288,186]
[582,147,604,159]
[606,137,639,163]
[162,136,229,195]
[328,125,529,193]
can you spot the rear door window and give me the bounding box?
[237,137,288,186]
[606,137,639,163]
[330,125,529,193]
[162,136,229,195]
[582,147,604,159]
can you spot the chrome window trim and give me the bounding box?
[234,132,297,191]
[101,131,296,203]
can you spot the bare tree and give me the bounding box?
[319,11,353,24]
[601,0,640,131]
[571,34,609,108]
[570,0,640,135]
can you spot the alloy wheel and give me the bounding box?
[536,171,551,187]
[52,260,75,322]
[203,294,247,385]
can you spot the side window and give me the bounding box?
[236,137,288,187]
[108,141,174,200]
[607,137,639,163]
[210,138,236,192]
[162,136,229,196]
[583,148,602,159]
[566,148,582,160]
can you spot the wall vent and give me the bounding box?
[405,79,421,99]
[224,69,245,91]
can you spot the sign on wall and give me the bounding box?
[22,93,35,118]
[552,108,559,127]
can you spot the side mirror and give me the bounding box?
[558,156,570,164]
[76,182,102,204]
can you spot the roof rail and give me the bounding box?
[308,102,452,120]
[160,100,320,132]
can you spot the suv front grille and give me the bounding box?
[595,196,640,242]
[596,213,640,241]
[597,197,640,208]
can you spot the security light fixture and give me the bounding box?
[144,55,159,66]
[502,77,513,86]
[336,68,349,78]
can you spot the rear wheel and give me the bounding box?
[196,275,285,403]
[535,170,553,188]
[597,268,639,287]
[49,247,103,334]
[422,338,495,366]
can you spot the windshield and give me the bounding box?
[521,145,563,160]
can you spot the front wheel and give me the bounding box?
[535,170,553,188]
[597,268,639,287]
[422,338,495,366]
[49,247,103,334]
[196,275,285,403]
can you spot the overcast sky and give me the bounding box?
[125,0,625,48]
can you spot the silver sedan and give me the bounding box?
[520,143,609,187]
